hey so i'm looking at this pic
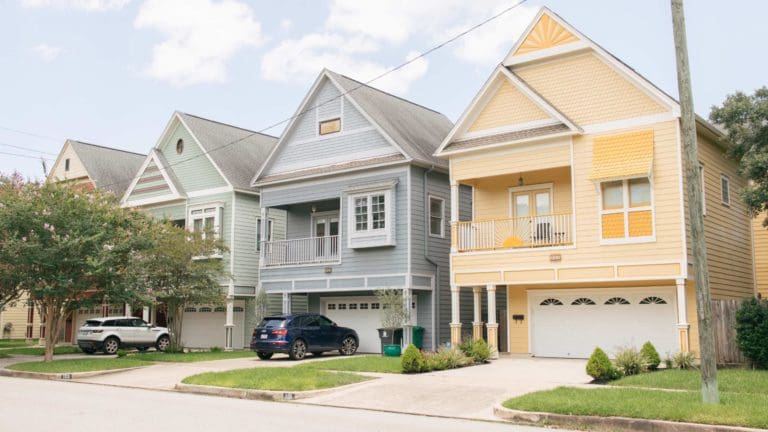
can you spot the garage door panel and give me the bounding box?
[181,302,245,349]
[323,297,383,354]
[530,289,677,358]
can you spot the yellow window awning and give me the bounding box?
[589,129,654,181]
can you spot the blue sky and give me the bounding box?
[2,0,767,180]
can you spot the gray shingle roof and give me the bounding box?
[68,140,145,197]
[177,112,278,190]
[326,70,453,168]
[442,123,572,153]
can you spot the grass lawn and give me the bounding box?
[610,369,768,394]
[0,339,37,349]
[182,367,370,391]
[300,355,402,374]
[1,345,82,356]
[131,350,257,363]
[0,353,9,359]
[7,357,147,373]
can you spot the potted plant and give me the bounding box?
[375,289,406,356]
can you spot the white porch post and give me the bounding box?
[142,306,150,323]
[124,303,131,316]
[224,297,234,351]
[450,285,461,347]
[675,278,690,352]
[259,207,268,261]
[486,284,499,358]
[282,292,292,314]
[450,182,459,253]
[402,288,413,347]
[472,286,483,340]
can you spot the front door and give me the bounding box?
[511,188,552,245]
[312,213,339,258]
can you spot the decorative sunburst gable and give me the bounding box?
[514,12,579,55]
[121,150,184,207]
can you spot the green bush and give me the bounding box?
[422,348,472,372]
[735,298,768,369]
[116,349,129,358]
[586,347,619,381]
[614,347,646,376]
[641,341,661,371]
[401,344,425,373]
[664,355,674,369]
[671,351,696,369]
[459,338,492,363]
[209,346,223,353]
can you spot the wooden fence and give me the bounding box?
[711,298,747,365]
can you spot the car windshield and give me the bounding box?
[259,318,286,328]
[83,320,102,327]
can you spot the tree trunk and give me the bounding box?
[167,303,184,351]
[671,0,719,404]
[43,302,60,362]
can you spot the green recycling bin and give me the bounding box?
[412,326,425,349]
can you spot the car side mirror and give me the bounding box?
[332,322,338,327]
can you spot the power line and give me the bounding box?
[0,125,62,143]
[0,150,55,161]
[0,141,58,157]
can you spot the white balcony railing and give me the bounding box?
[261,236,340,267]
[454,213,572,252]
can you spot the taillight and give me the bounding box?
[252,328,258,337]
[272,328,287,336]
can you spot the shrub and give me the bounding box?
[641,342,661,371]
[614,346,646,376]
[664,355,674,369]
[735,297,768,369]
[586,347,619,381]
[423,347,472,372]
[672,351,696,369]
[116,349,128,358]
[209,346,223,353]
[401,344,425,373]
[459,338,492,363]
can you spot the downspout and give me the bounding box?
[423,166,440,350]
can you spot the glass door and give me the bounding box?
[312,213,339,257]
[511,189,552,245]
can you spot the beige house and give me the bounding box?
[752,214,768,299]
[0,140,144,342]
[434,8,756,358]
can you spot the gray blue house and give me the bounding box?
[251,70,458,352]
[121,111,278,350]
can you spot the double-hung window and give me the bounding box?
[190,207,221,240]
[256,218,273,251]
[429,196,445,237]
[721,174,730,206]
[600,177,653,242]
[347,186,395,248]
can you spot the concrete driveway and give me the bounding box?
[300,356,590,420]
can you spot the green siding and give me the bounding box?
[232,192,260,288]
[159,122,227,193]
[144,203,186,221]
[187,192,233,286]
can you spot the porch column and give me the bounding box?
[402,288,413,347]
[486,284,499,359]
[259,207,267,260]
[282,292,291,314]
[450,285,462,347]
[124,303,131,316]
[224,297,234,351]
[450,182,459,253]
[142,306,150,323]
[675,278,690,352]
[472,286,483,340]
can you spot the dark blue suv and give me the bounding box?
[250,313,359,360]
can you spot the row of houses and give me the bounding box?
[2,8,765,358]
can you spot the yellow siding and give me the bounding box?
[617,263,680,278]
[452,121,684,285]
[452,140,570,182]
[514,52,667,126]
[468,80,551,132]
[505,269,556,283]
[0,293,40,340]
[683,133,756,299]
[753,213,768,298]
[514,13,580,55]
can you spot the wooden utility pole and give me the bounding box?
[670,0,719,404]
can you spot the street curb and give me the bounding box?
[493,404,765,432]
[0,366,146,381]
[175,378,377,402]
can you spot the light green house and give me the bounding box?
[121,111,278,349]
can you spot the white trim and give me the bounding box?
[406,167,412,278]
[569,137,577,246]
[309,211,339,237]
[581,113,678,135]
[255,217,274,251]
[346,188,394,247]
[597,177,655,245]
[123,195,185,208]
[438,131,577,158]
[261,272,427,293]
[505,40,591,66]
[428,194,446,238]
[254,158,410,188]
[699,162,707,217]
[508,183,554,218]
[452,244,576,257]
[187,186,233,198]
[675,278,688,326]
[499,68,581,132]
[675,120,689,278]
[261,166,405,194]
[229,191,236,296]
[458,119,560,141]
[121,150,185,207]
[720,174,731,206]
[188,202,224,240]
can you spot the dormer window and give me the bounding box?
[64,158,70,171]
[176,139,184,154]
[319,118,341,136]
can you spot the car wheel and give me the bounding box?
[137,347,149,352]
[289,339,307,360]
[103,337,120,355]
[256,351,273,360]
[339,336,357,356]
[81,348,95,355]
[156,335,170,352]
[312,351,323,357]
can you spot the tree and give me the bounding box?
[130,222,227,351]
[0,174,27,310]
[709,87,768,224]
[0,176,153,361]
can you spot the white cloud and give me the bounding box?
[134,0,263,86]
[33,44,64,62]
[280,19,293,31]
[20,0,131,11]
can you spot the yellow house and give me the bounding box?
[434,8,756,358]
[752,213,768,299]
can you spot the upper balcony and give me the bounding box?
[452,166,574,253]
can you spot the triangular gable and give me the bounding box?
[47,140,89,183]
[434,66,580,156]
[121,150,185,206]
[252,70,410,185]
[513,12,579,56]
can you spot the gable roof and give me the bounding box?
[65,140,145,196]
[176,112,278,190]
[252,69,453,186]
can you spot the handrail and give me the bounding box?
[261,235,340,267]
[453,213,572,252]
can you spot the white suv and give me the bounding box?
[77,316,171,355]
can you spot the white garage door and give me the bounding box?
[530,288,678,358]
[181,302,245,349]
[322,296,417,354]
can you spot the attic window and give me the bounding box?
[319,118,341,136]
[64,158,70,171]
[176,139,184,154]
